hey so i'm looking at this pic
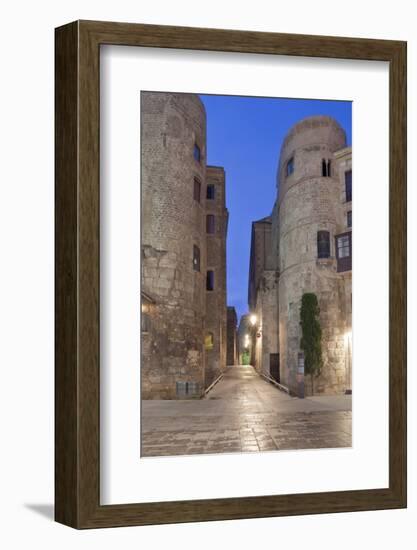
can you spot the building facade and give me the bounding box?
[249,115,352,396]
[205,166,229,387]
[237,314,252,365]
[248,217,279,379]
[226,306,238,366]
[141,92,228,399]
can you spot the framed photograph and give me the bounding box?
[55,20,406,528]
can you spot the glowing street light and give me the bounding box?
[250,314,257,326]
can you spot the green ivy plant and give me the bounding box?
[300,293,323,395]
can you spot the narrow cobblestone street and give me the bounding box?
[141,365,352,457]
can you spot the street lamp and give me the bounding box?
[249,314,257,326]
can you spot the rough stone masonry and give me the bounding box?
[249,116,352,397]
[141,92,228,399]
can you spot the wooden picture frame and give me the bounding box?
[55,20,407,529]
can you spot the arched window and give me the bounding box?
[322,159,331,177]
[193,143,201,162]
[205,332,214,350]
[317,230,330,258]
[193,177,201,202]
[286,157,294,177]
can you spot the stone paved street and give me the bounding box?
[141,365,352,457]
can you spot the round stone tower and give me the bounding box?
[141,92,207,399]
[277,115,349,396]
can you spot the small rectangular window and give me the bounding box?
[336,232,352,272]
[207,184,215,200]
[345,170,352,202]
[206,270,214,291]
[286,157,294,177]
[204,332,214,350]
[317,230,330,259]
[347,210,352,228]
[206,214,215,234]
[193,143,201,162]
[193,178,201,202]
[337,235,350,258]
[193,245,200,272]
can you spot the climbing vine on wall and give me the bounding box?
[300,293,323,395]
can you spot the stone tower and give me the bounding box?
[276,116,352,396]
[204,166,228,388]
[141,92,207,399]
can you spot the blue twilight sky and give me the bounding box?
[199,94,352,322]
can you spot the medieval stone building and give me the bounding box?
[249,115,352,397]
[237,314,252,365]
[141,92,228,399]
[248,216,279,380]
[226,306,238,366]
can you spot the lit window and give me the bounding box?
[206,270,214,291]
[193,143,201,162]
[317,230,330,259]
[206,214,215,234]
[336,232,352,272]
[345,170,352,202]
[193,178,201,202]
[347,210,352,228]
[193,245,200,272]
[207,184,215,200]
[286,157,294,177]
[205,332,214,350]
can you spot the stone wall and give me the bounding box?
[253,270,279,376]
[141,92,228,399]
[204,166,228,386]
[249,217,279,375]
[237,314,251,364]
[226,306,238,366]
[274,116,352,396]
[140,92,227,399]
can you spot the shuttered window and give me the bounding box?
[336,232,352,272]
[345,170,352,202]
[206,214,215,234]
